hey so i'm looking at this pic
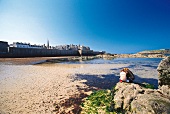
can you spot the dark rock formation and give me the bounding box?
[157,56,170,86]
[113,82,170,114]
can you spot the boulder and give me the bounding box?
[113,82,170,114]
[158,85,170,98]
[157,56,170,86]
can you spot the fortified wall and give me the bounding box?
[7,47,79,57]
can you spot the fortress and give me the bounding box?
[0,40,105,58]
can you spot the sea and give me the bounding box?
[61,57,162,67]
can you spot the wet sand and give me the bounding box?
[0,60,159,113]
[0,57,74,65]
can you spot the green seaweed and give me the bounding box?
[81,86,125,114]
[143,83,155,89]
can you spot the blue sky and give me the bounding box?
[0,0,170,53]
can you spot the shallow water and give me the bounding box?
[61,58,163,89]
[60,58,162,66]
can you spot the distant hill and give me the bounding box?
[137,49,170,55]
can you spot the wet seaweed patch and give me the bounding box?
[81,87,126,114]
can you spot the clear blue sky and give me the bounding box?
[0,0,170,53]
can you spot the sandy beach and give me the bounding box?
[0,58,159,114]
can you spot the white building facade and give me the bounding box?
[10,42,45,49]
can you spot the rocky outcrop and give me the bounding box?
[157,56,170,86]
[113,57,170,113]
[115,54,166,58]
[138,49,170,55]
[113,82,170,114]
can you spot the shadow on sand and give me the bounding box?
[74,73,158,90]
[55,72,158,113]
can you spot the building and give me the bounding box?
[79,45,90,50]
[55,45,69,50]
[69,44,79,50]
[54,44,90,51]
[10,42,45,49]
[0,41,8,53]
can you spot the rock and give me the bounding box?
[158,85,170,98]
[157,56,170,86]
[113,57,170,113]
[113,82,170,114]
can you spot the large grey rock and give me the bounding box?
[157,56,170,86]
[113,82,170,114]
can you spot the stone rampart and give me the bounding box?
[0,47,79,57]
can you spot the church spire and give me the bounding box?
[47,39,49,49]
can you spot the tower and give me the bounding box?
[47,39,49,49]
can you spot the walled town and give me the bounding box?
[0,40,105,58]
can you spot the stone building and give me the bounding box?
[0,41,8,53]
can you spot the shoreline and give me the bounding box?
[0,55,164,65]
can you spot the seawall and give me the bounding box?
[0,47,103,58]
